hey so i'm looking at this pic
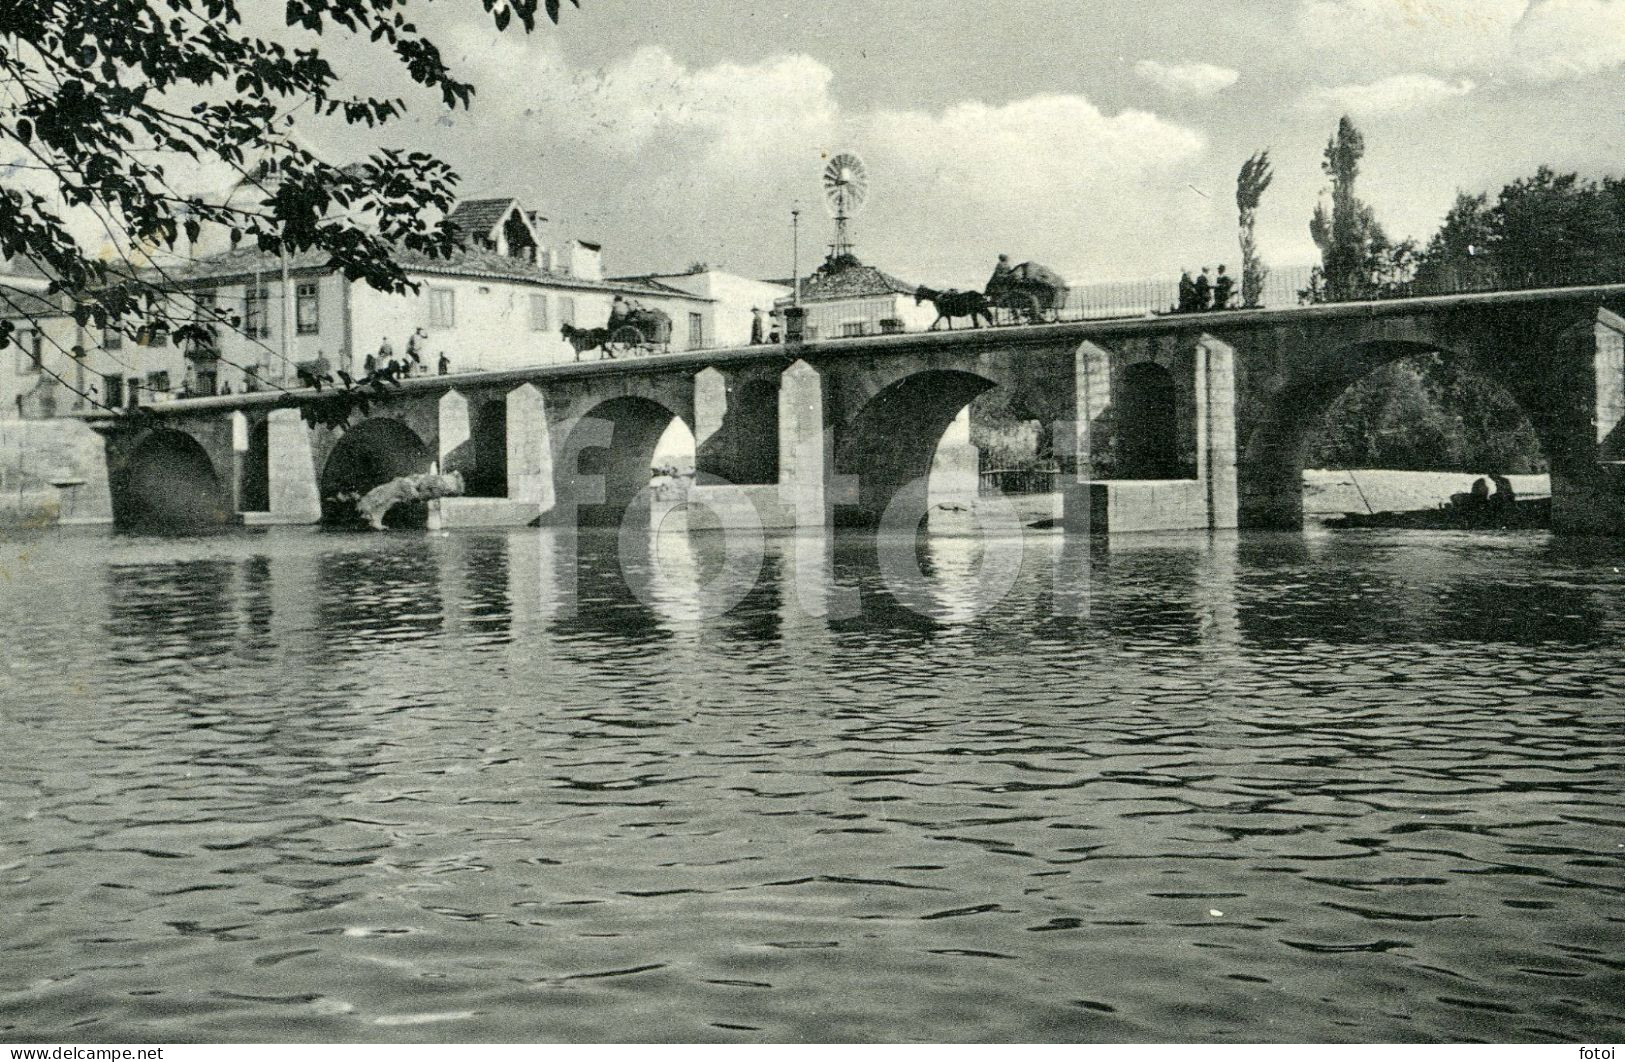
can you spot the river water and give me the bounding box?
[0,525,1622,1043]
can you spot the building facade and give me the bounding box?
[613,269,791,348]
[771,255,936,341]
[0,197,717,415]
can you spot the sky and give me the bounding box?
[125,0,1625,289]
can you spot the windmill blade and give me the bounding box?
[822,152,870,219]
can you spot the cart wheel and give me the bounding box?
[1009,291,1042,323]
[610,325,644,354]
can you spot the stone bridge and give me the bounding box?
[91,284,1625,536]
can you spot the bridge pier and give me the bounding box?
[240,407,320,524]
[1063,333,1239,534]
[1550,309,1625,533]
[431,383,550,528]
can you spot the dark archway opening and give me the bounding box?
[468,398,508,498]
[115,430,230,532]
[319,418,434,528]
[1118,362,1180,478]
[697,378,780,486]
[566,396,690,526]
[241,419,271,512]
[836,369,994,528]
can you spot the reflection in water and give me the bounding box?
[1,525,1623,1043]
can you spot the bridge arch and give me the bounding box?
[112,428,231,531]
[835,367,997,527]
[240,417,272,513]
[319,417,435,527]
[555,394,694,526]
[696,375,780,486]
[1118,361,1181,478]
[1239,338,1557,528]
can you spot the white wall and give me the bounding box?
[351,275,711,373]
[559,241,603,281]
[797,293,935,340]
[646,272,789,347]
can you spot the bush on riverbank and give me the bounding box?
[1307,352,1547,474]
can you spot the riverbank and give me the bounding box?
[1303,468,1550,518]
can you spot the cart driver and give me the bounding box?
[988,254,1014,290]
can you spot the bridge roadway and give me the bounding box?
[91,283,1625,536]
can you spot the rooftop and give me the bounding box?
[772,255,917,303]
[446,197,523,243]
[165,245,708,300]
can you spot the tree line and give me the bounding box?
[1277,116,1625,473]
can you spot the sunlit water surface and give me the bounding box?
[1,526,1622,1043]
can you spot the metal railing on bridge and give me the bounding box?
[979,466,1062,496]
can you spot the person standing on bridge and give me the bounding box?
[1212,264,1235,311]
[1194,267,1213,311]
[375,337,393,376]
[751,307,766,345]
[1177,270,1196,312]
[438,351,451,376]
[406,327,427,375]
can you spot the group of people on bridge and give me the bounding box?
[1176,265,1235,314]
[365,327,452,379]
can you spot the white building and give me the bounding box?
[612,268,790,347]
[770,254,936,340]
[0,197,718,412]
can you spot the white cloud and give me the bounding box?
[1295,0,1625,82]
[1133,59,1240,97]
[1298,73,1477,116]
[860,95,1207,280]
[1510,0,1625,80]
[543,47,841,167]
[1295,0,1528,73]
[373,33,1212,284]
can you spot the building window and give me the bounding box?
[145,370,170,396]
[101,374,124,409]
[429,287,456,329]
[529,293,549,331]
[189,290,219,355]
[688,312,704,348]
[559,297,576,327]
[102,326,122,352]
[840,321,867,338]
[244,286,270,339]
[15,330,42,373]
[134,320,169,347]
[296,282,320,334]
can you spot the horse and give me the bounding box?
[561,323,612,360]
[915,285,993,330]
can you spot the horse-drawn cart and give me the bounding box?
[561,304,675,361]
[986,260,1068,324]
[607,306,673,356]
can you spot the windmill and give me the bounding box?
[821,152,869,262]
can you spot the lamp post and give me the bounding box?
[786,206,805,344]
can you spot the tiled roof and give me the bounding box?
[163,246,708,300]
[446,197,519,243]
[0,287,67,319]
[606,274,711,295]
[776,260,917,303]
